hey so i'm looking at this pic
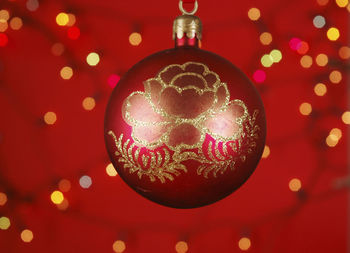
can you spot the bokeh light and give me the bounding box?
[313,15,326,28]
[289,38,301,50]
[252,70,266,83]
[326,134,338,147]
[79,175,92,189]
[262,145,270,158]
[21,229,34,243]
[82,97,96,111]
[317,0,329,5]
[106,163,118,177]
[339,46,350,59]
[335,0,348,7]
[108,74,121,88]
[327,27,340,41]
[86,52,100,66]
[247,7,260,21]
[0,216,10,230]
[57,198,69,211]
[259,32,272,45]
[9,17,23,30]
[270,49,282,63]
[0,192,7,206]
[300,55,313,68]
[330,128,342,140]
[44,111,57,125]
[341,111,350,124]
[67,13,76,27]
[289,178,302,192]
[0,20,8,32]
[60,66,73,80]
[51,43,65,56]
[129,32,142,46]
[113,240,126,253]
[50,190,64,205]
[261,54,273,67]
[0,33,8,47]
[26,0,39,11]
[238,237,251,251]
[329,70,342,84]
[175,241,188,253]
[299,102,312,116]
[56,12,69,26]
[315,53,328,66]
[314,83,327,96]
[67,26,80,40]
[0,10,10,21]
[58,179,71,192]
[297,41,309,55]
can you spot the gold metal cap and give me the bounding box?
[173,14,202,40]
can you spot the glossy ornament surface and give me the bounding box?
[104,4,266,208]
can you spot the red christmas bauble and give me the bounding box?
[104,10,266,208]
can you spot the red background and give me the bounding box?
[0,0,349,252]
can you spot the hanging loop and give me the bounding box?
[179,0,198,15]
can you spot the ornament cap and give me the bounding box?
[173,14,202,41]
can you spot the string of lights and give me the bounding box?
[0,0,349,252]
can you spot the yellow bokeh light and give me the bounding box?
[342,111,350,124]
[300,55,313,68]
[270,49,282,63]
[0,10,10,21]
[0,192,7,206]
[336,0,348,7]
[51,43,65,56]
[106,163,118,177]
[317,0,329,5]
[44,111,57,125]
[238,237,251,251]
[0,216,10,230]
[50,190,64,205]
[82,97,96,111]
[57,198,69,211]
[129,32,142,46]
[58,179,71,192]
[248,7,260,21]
[314,83,327,96]
[330,128,342,140]
[56,12,69,26]
[315,53,328,66]
[9,17,23,30]
[289,178,302,192]
[326,135,338,147]
[261,54,273,67]
[175,241,188,253]
[113,240,126,253]
[259,32,272,45]
[60,66,73,80]
[86,52,100,66]
[262,145,270,158]
[0,20,7,32]
[67,13,76,27]
[347,3,350,12]
[339,46,350,59]
[327,27,340,41]
[21,229,34,243]
[329,70,342,84]
[299,102,312,116]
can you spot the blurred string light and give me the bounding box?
[26,0,39,11]
[21,229,34,243]
[0,33,8,47]
[300,55,313,68]
[0,20,8,32]
[261,54,273,67]
[50,190,64,205]
[252,69,266,83]
[341,111,350,124]
[175,241,188,253]
[262,145,270,158]
[67,26,80,40]
[82,97,96,111]
[67,14,76,27]
[247,7,260,21]
[60,66,73,80]
[289,178,302,192]
[58,179,71,192]
[329,70,342,84]
[56,13,69,26]
[106,163,118,177]
[315,53,328,66]
[313,15,326,28]
[9,17,23,30]
[44,111,57,125]
[296,41,309,55]
[113,240,126,253]
[0,10,9,21]
[289,37,302,50]
[270,49,282,62]
[259,32,272,45]
[299,102,312,116]
[327,27,340,41]
[314,83,327,96]
[339,46,350,59]
[86,52,100,66]
[108,74,121,88]
[238,237,251,251]
[57,198,69,211]
[129,32,142,46]
[317,0,329,5]
[0,192,7,205]
[335,0,349,7]
[0,217,10,230]
[51,43,65,56]
[79,175,92,189]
